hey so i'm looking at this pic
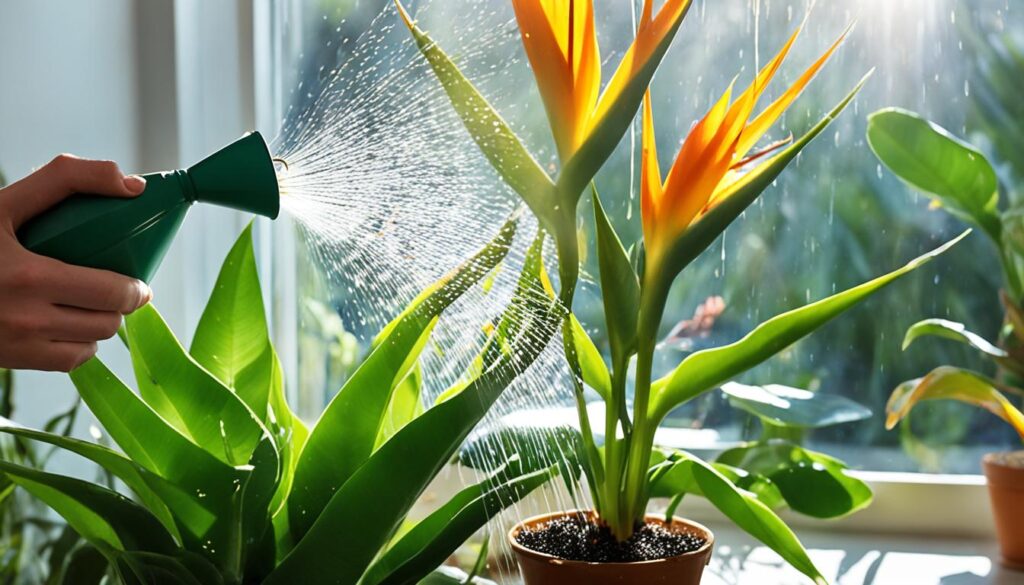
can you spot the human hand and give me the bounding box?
[0,155,152,371]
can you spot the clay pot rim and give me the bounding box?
[983,450,1024,469]
[507,509,715,568]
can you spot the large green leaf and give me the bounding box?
[59,544,109,585]
[649,452,784,511]
[0,418,179,540]
[265,239,560,585]
[720,382,871,429]
[716,442,872,519]
[650,231,967,421]
[902,318,1007,358]
[394,1,557,229]
[867,108,1001,240]
[593,190,640,366]
[362,462,552,585]
[125,304,266,466]
[69,359,242,498]
[287,216,518,540]
[191,223,273,417]
[0,462,177,556]
[69,359,246,568]
[663,453,826,585]
[658,73,870,283]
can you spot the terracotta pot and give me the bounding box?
[509,511,714,585]
[984,451,1024,570]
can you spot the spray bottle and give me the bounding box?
[17,132,280,282]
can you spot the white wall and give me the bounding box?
[0,0,255,437]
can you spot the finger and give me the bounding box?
[1,155,147,229]
[0,340,97,372]
[34,255,152,313]
[42,306,123,343]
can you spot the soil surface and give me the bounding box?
[514,514,707,563]
[987,450,1024,468]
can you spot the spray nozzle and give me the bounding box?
[18,131,283,281]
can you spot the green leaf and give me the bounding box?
[659,73,871,281]
[375,363,424,450]
[569,314,611,403]
[288,215,518,540]
[650,231,967,422]
[867,108,1001,240]
[191,223,274,418]
[394,2,557,229]
[902,318,1007,358]
[125,304,266,466]
[649,454,784,511]
[0,461,177,556]
[460,422,583,482]
[887,366,1024,441]
[362,462,551,585]
[668,453,826,585]
[265,240,560,585]
[716,442,873,519]
[592,190,640,365]
[0,417,180,541]
[720,382,871,429]
[69,359,246,568]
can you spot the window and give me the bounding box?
[260,0,1020,480]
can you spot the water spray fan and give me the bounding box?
[18,132,280,282]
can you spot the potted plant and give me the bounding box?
[0,217,566,584]
[400,1,964,582]
[868,108,1024,570]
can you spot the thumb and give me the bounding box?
[1,155,146,229]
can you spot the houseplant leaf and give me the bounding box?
[190,222,274,418]
[0,461,177,556]
[593,190,640,365]
[394,1,557,229]
[867,108,1001,240]
[650,231,967,422]
[124,304,267,466]
[886,366,1024,440]
[288,215,518,539]
[720,382,872,429]
[362,462,552,585]
[902,318,1007,358]
[716,441,872,518]
[569,314,611,402]
[265,239,560,585]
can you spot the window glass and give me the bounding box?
[272,0,1022,474]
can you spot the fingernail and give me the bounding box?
[139,282,153,306]
[123,175,147,194]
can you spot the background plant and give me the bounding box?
[869,109,1024,443]
[0,218,564,585]
[399,1,964,583]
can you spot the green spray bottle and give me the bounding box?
[17,132,280,282]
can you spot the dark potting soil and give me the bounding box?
[514,514,707,563]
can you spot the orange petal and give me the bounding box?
[736,24,851,159]
[511,0,601,160]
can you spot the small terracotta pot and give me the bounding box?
[509,511,714,585]
[984,451,1024,570]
